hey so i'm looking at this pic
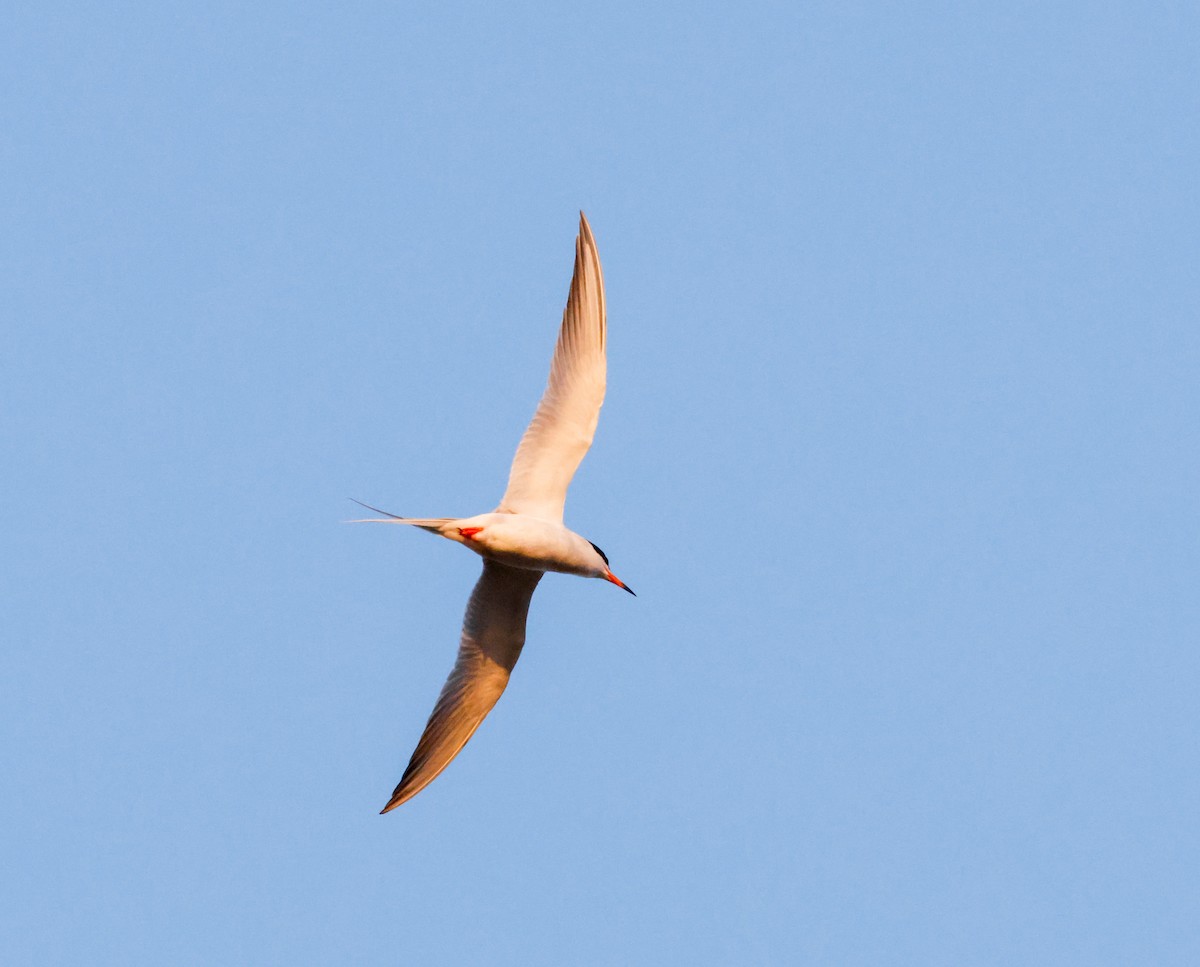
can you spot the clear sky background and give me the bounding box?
[3,2,1198,964]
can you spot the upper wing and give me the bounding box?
[380,560,543,812]
[497,212,607,522]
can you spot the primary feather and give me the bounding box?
[380,561,542,812]
[498,213,607,522]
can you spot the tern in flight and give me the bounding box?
[354,213,634,813]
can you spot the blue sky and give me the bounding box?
[3,2,1198,964]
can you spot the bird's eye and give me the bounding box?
[588,541,609,565]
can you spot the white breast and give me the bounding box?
[463,513,599,576]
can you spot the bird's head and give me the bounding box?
[587,540,635,595]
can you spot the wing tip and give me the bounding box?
[379,778,418,814]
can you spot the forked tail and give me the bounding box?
[345,499,454,534]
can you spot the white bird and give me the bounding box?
[354,212,634,813]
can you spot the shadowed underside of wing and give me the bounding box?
[380,561,543,812]
[498,212,607,522]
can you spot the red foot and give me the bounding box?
[458,527,483,540]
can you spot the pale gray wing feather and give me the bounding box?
[497,212,606,522]
[381,560,543,812]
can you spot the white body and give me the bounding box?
[354,213,632,812]
[439,513,607,577]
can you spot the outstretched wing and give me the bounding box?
[497,212,607,522]
[381,560,543,812]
